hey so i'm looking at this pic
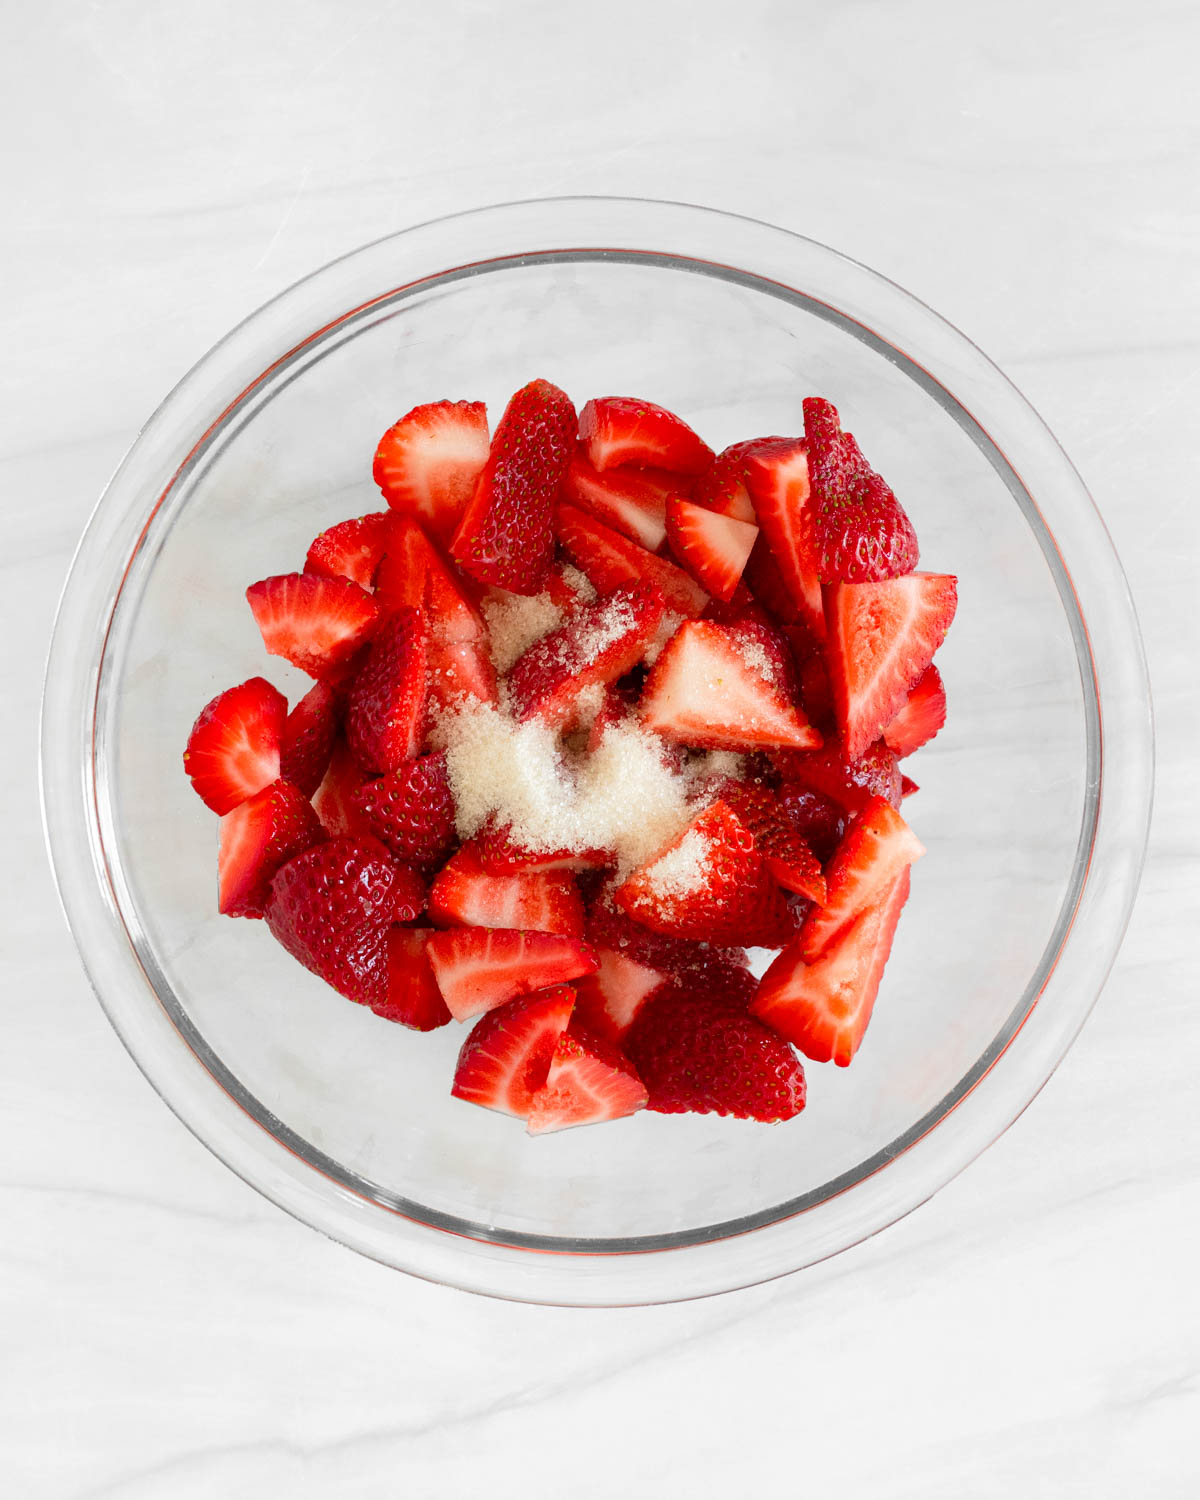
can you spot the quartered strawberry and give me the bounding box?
[278,681,339,797]
[304,512,393,590]
[428,844,585,937]
[799,796,923,961]
[824,573,958,761]
[742,439,825,642]
[742,532,804,627]
[450,986,576,1116]
[352,752,456,868]
[426,928,597,1022]
[626,987,806,1121]
[717,780,827,904]
[375,927,452,1030]
[451,379,575,594]
[526,1022,648,1134]
[427,638,499,713]
[639,619,821,753]
[373,400,490,542]
[217,779,325,918]
[578,396,713,476]
[312,737,372,838]
[556,504,709,618]
[345,606,429,774]
[477,821,612,875]
[722,618,799,702]
[665,496,759,603]
[882,663,946,757]
[752,869,910,1066]
[571,946,666,1043]
[374,517,484,643]
[183,677,286,814]
[560,447,686,551]
[246,572,381,683]
[776,785,846,866]
[801,397,919,584]
[773,733,902,813]
[693,438,788,524]
[506,580,665,728]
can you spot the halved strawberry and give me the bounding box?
[373,400,490,542]
[561,447,685,551]
[426,929,597,1022]
[278,681,339,797]
[717,780,826,904]
[578,396,713,475]
[345,607,429,774]
[374,927,452,1030]
[304,512,392,589]
[374,517,484,643]
[312,736,372,838]
[799,796,923,960]
[451,379,575,594]
[427,638,499,713]
[450,986,576,1116]
[478,821,612,875]
[665,496,758,603]
[428,844,584,937]
[639,619,820,753]
[556,504,709,618]
[526,1022,648,1134]
[752,869,910,1065]
[882,664,946,757]
[352,752,456,868]
[246,573,381,683]
[571,946,666,1043]
[773,734,902,814]
[183,677,286,814]
[217,779,325,918]
[824,573,958,761]
[742,439,825,642]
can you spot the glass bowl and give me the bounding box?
[40,197,1152,1305]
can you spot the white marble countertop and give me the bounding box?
[4,1,1196,1493]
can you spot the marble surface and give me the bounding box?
[3,0,1197,1493]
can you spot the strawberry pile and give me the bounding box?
[184,383,956,1133]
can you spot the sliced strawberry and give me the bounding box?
[693,439,773,524]
[246,573,381,683]
[718,780,826,904]
[825,573,958,761]
[352,752,456,868]
[801,397,919,584]
[900,774,919,799]
[773,734,902,814]
[427,638,499,713]
[742,532,803,626]
[428,844,584,937]
[450,379,575,594]
[216,779,325,918]
[374,927,452,1030]
[571,946,666,1043]
[799,796,923,960]
[526,1022,648,1134]
[882,664,946,757]
[560,447,685,551]
[795,650,836,733]
[373,400,490,542]
[451,986,576,1116]
[639,619,820,753]
[776,785,845,866]
[625,988,805,1121]
[304,512,392,590]
[345,607,429,774]
[742,439,825,642]
[427,929,597,1022]
[556,504,709,618]
[374,517,484,643]
[278,681,339,797]
[665,496,758,603]
[183,677,286,814]
[312,736,372,838]
[701,582,772,627]
[477,821,612,875]
[578,396,713,475]
[752,869,910,1065]
[722,618,799,702]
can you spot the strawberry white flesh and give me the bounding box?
[665,497,759,603]
[373,401,490,541]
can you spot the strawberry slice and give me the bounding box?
[506,581,665,728]
[526,1022,648,1134]
[571,946,666,1043]
[373,400,490,542]
[278,681,339,797]
[723,618,799,702]
[450,986,577,1116]
[665,497,758,603]
[183,677,286,814]
[773,733,902,813]
[560,447,686,551]
[477,821,612,875]
[216,779,325,918]
[246,573,381,683]
[639,619,821,753]
[312,736,372,838]
[451,379,575,594]
[374,517,484,643]
[427,638,499,713]
[799,796,923,960]
[612,800,797,948]
[801,397,919,584]
[625,987,806,1121]
[375,928,452,1030]
[428,844,585,937]
[578,396,713,475]
[752,869,910,1065]
[717,780,827,904]
[742,439,826,643]
[556,504,709,618]
[693,438,793,524]
[352,751,456,869]
[345,607,429,774]
[824,573,957,761]
[882,664,946,757]
[426,929,597,1022]
[304,512,392,590]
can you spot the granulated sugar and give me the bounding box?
[558,564,596,603]
[638,826,713,899]
[732,633,776,684]
[481,592,564,674]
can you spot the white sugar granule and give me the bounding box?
[639,827,713,900]
[732,633,776,684]
[481,592,564,674]
[643,611,683,667]
[559,564,596,604]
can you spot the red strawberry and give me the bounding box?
[800,796,923,961]
[571,946,666,1043]
[556,504,709,618]
[526,1022,648,1134]
[701,582,772,627]
[375,927,451,1030]
[304,512,392,590]
[801,397,919,584]
[345,607,429,774]
[612,800,797,947]
[352,752,456,868]
[626,988,806,1121]
[776,785,845,866]
[246,573,381,683]
[882,664,946,757]
[560,447,685,551]
[742,532,804,626]
[717,780,827,904]
[427,929,597,1022]
[723,618,799,702]
[428,844,584,937]
[665,496,759,603]
[693,438,786,524]
[183,677,286,814]
[825,573,958,760]
[264,837,403,1007]
[451,379,575,594]
[586,895,750,977]
[477,822,612,875]
[427,638,499,713]
[742,439,825,642]
[578,396,713,475]
[450,986,576,1116]
[391,864,426,923]
[774,734,902,814]
[374,517,484,643]
[752,869,910,1065]
[373,400,490,542]
[312,737,372,838]
[796,650,836,733]
[661,952,759,1008]
[217,779,325,918]
[278,681,339,797]
[900,774,919,799]
[639,619,820,753]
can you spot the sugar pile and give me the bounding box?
[481,593,565,674]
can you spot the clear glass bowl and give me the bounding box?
[40,197,1152,1305]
